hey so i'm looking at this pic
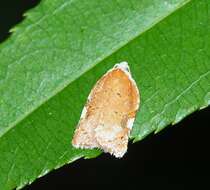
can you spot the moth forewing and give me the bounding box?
[72,62,140,158]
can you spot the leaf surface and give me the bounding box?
[0,0,210,189]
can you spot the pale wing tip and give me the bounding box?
[112,150,127,158]
[114,61,130,73]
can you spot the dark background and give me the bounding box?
[1,1,210,189]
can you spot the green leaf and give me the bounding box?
[0,0,210,189]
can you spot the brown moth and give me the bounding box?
[72,62,140,158]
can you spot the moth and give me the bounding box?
[72,62,140,158]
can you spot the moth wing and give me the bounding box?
[72,62,139,158]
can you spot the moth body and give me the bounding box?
[72,62,140,158]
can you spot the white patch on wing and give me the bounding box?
[80,106,87,119]
[127,118,135,129]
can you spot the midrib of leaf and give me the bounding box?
[0,0,191,138]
